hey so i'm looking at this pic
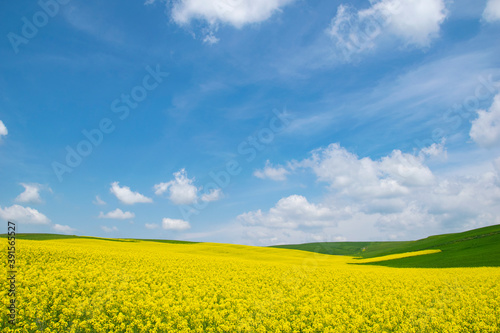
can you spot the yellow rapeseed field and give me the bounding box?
[1,238,499,332]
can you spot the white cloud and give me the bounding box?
[419,140,447,159]
[15,183,45,204]
[101,226,118,233]
[201,188,223,202]
[98,208,135,220]
[52,224,76,234]
[253,160,289,181]
[373,0,447,46]
[375,202,436,232]
[378,150,435,187]
[327,5,376,57]
[494,156,500,175]
[163,0,296,43]
[470,94,500,148]
[0,205,50,224]
[170,0,296,28]
[0,120,7,140]
[483,0,500,22]
[295,143,435,198]
[145,223,160,229]
[328,0,448,60]
[162,218,191,231]
[238,195,361,245]
[154,169,198,205]
[93,195,106,205]
[241,222,361,246]
[238,195,340,229]
[203,33,220,45]
[110,182,153,205]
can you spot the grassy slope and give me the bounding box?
[272,224,500,268]
[271,241,411,257]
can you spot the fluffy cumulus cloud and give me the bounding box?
[240,142,500,245]
[0,205,50,224]
[52,224,76,234]
[98,208,135,220]
[110,182,153,205]
[328,0,447,59]
[170,0,296,28]
[15,183,47,204]
[253,160,289,181]
[295,143,437,198]
[154,169,198,205]
[483,0,500,22]
[154,0,296,43]
[238,195,341,229]
[0,120,7,140]
[470,94,500,148]
[162,218,191,231]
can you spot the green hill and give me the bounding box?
[271,224,500,268]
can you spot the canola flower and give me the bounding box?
[1,238,499,332]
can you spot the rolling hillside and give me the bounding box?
[271,224,500,268]
[3,224,499,268]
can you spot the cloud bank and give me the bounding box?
[239,141,500,245]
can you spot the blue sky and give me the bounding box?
[1,0,500,245]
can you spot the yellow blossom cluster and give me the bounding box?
[1,238,499,332]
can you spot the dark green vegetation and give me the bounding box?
[0,233,198,244]
[271,224,500,268]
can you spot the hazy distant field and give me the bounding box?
[1,235,499,332]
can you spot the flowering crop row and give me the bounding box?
[1,238,499,332]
